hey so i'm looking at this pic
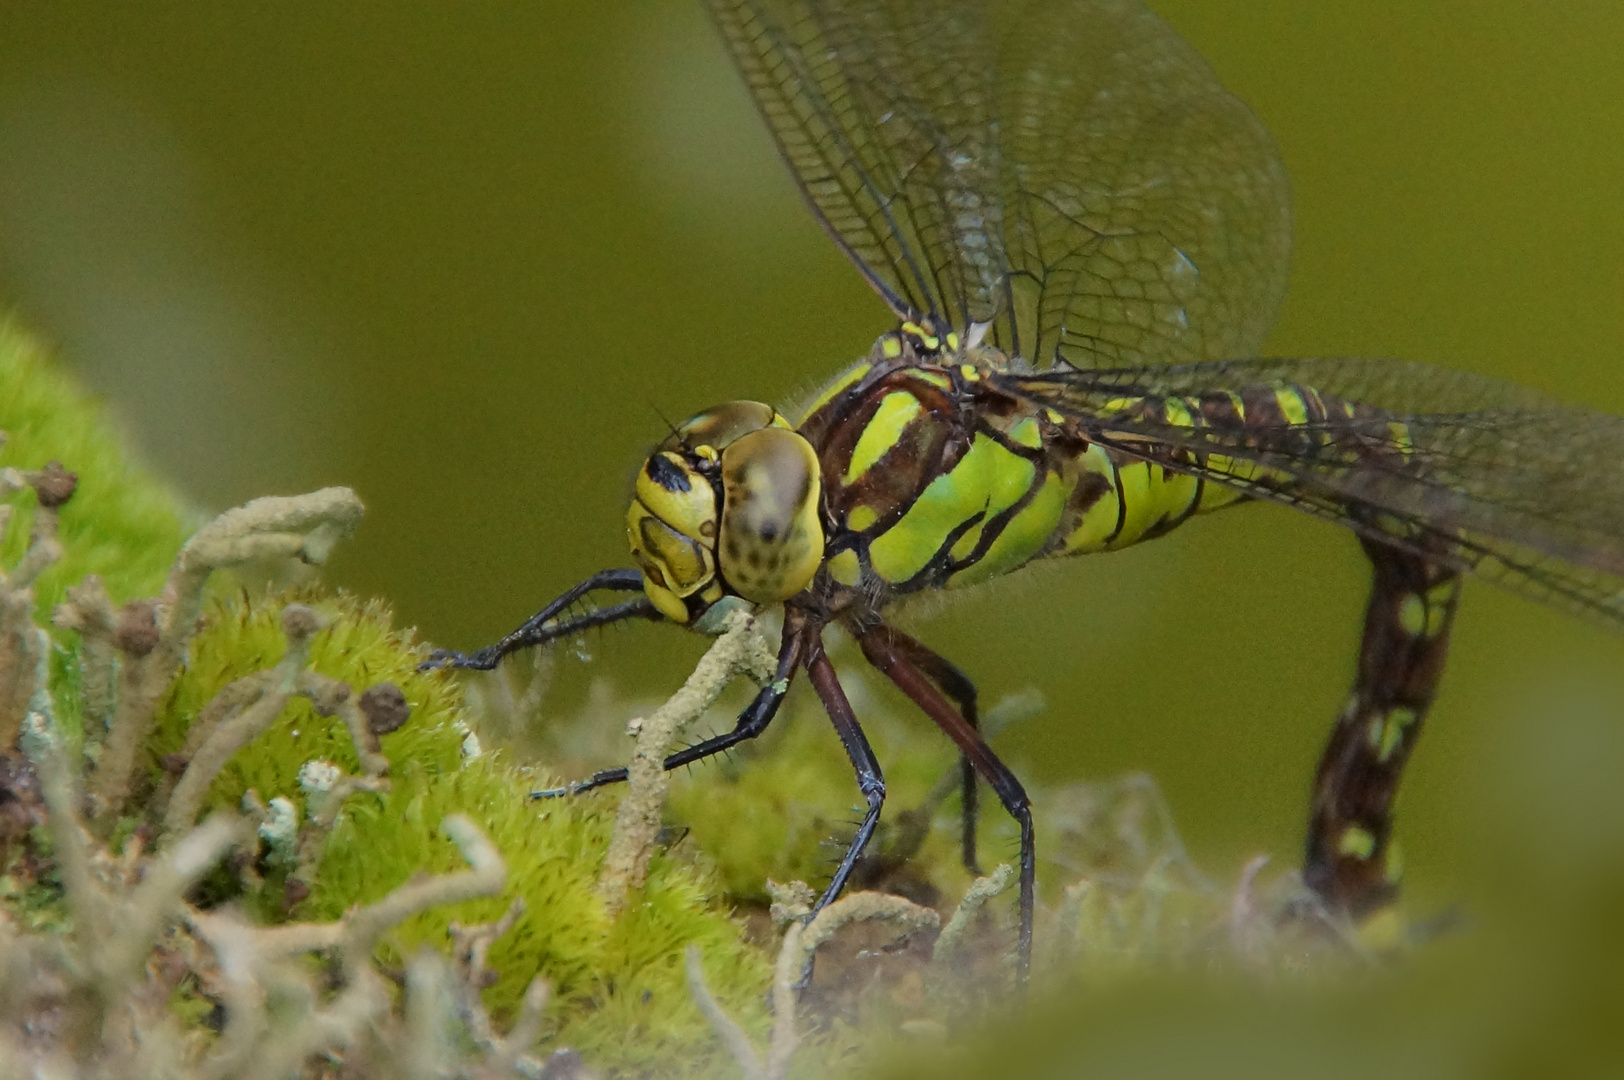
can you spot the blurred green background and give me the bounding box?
[2,0,1623,944]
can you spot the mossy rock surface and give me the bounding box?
[0,318,190,614]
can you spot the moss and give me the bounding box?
[149,588,467,813]
[309,753,775,1076]
[0,317,191,614]
[141,586,776,1074]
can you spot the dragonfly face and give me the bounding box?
[627,399,825,629]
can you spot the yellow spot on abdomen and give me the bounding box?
[1338,826,1377,860]
[1398,594,1427,637]
[1276,388,1310,426]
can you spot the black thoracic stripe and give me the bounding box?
[1103,455,1129,547]
[975,417,1047,460]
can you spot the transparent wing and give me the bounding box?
[994,359,1624,628]
[706,0,1292,367]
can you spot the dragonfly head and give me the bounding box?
[627,400,824,630]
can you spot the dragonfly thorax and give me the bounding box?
[626,400,825,630]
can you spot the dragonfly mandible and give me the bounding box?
[425,0,1624,984]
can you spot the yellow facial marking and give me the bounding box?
[945,331,960,351]
[881,336,904,358]
[847,504,879,532]
[1338,826,1377,860]
[960,364,981,382]
[829,549,861,586]
[845,391,922,484]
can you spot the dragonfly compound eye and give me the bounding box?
[627,450,719,623]
[718,427,825,603]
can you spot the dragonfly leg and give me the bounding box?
[419,568,655,671]
[532,621,805,798]
[1303,536,1462,937]
[803,630,887,915]
[871,626,984,874]
[859,624,1034,986]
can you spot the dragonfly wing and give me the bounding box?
[705,0,1292,367]
[995,359,1624,628]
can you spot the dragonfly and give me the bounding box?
[425,0,1624,983]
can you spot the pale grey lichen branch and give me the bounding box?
[797,889,940,960]
[933,862,1013,967]
[160,604,325,836]
[24,673,246,1029]
[180,815,518,1080]
[687,889,941,1080]
[159,602,397,844]
[685,946,768,1080]
[597,610,776,915]
[89,487,364,823]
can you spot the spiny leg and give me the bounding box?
[1303,535,1462,935]
[533,617,806,798]
[873,625,984,874]
[803,631,887,914]
[858,624,1034,986]
[420,568,654,671]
